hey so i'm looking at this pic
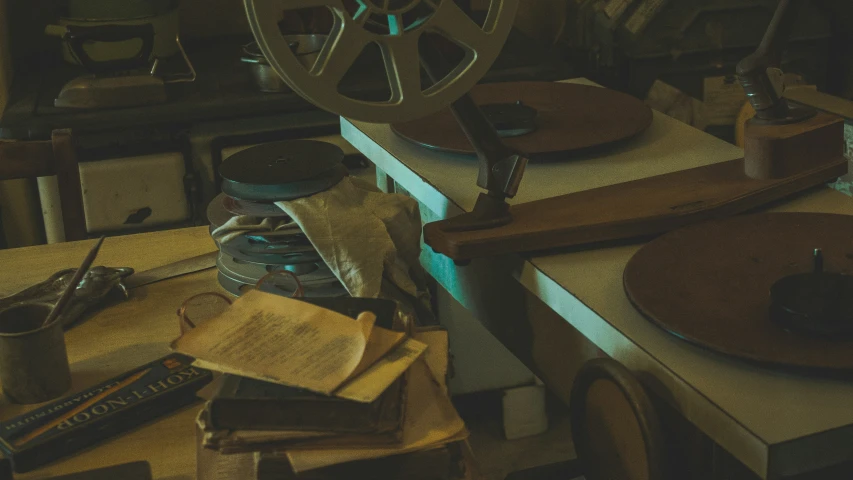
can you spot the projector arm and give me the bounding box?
[418,38,528,232]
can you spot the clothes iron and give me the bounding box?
[47,24,195,109]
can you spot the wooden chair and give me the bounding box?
[0,130,87,242]
[505,358,668,480]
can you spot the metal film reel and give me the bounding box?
[244,0,519,123]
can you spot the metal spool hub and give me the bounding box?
[244,0,519,123]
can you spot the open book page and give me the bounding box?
[287,358,468,472]
[335,337,427,403]
[172,290,370,396]
[346,320,407,380]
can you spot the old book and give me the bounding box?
[285,355,468,473]
[208,374,405,434]
[256,442,467,480]
[207,296,407,432]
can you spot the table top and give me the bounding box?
[341,79,853,478]
[0,227,219,479]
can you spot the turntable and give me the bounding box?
[243,0,853,476]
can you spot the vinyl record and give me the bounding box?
[624,213,853,374]
[391,82,653,158]
[222,195,292,218]
[221,163,348,202]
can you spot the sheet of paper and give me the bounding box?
[173,290,369,396]
[335,337,428,403]
[414,328,450,395]
[287,358,468,472]
[347,317,407,380]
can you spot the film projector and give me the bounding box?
[243,0,853,381]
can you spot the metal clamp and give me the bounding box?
[736,0,815,124]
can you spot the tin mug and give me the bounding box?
[0,303,72,404]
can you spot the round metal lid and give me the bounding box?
[221,163,348,202]
[219,140,344,186]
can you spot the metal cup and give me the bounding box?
[0,303,72,404]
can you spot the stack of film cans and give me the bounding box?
[208,140,349,298]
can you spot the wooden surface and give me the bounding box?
[0,140,56,179]
[0,131,88,241]
[744,113,845,180]
[624,212,853,372]
[392,82,653,158]
[423,157,847,260]
[0,227,218,479]
[342,78,853,478]
[52,130,87,242]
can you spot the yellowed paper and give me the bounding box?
[335,337,428,403]
[173,290,368,395]
[414,328,450,395]
[287,359,468,472]
[347,316,407,380]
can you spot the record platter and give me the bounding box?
[624,213,853,374]
[391,81,654,158]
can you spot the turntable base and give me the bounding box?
[624,213,853,373]
[342,80,853,477]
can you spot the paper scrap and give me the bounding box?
[335,337,428,403]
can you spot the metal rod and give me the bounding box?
[756,0,800,66]
[418,37,527,199]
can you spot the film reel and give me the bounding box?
[244,0,519,123]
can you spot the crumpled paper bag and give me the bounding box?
[276,177,431,316]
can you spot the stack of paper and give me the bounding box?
[176,291,472,480]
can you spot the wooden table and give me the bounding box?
[0,227,218,479]
[342,79,853,479]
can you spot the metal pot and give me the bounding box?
[242,35,327,93]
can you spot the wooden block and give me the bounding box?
[744,112,845,180]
